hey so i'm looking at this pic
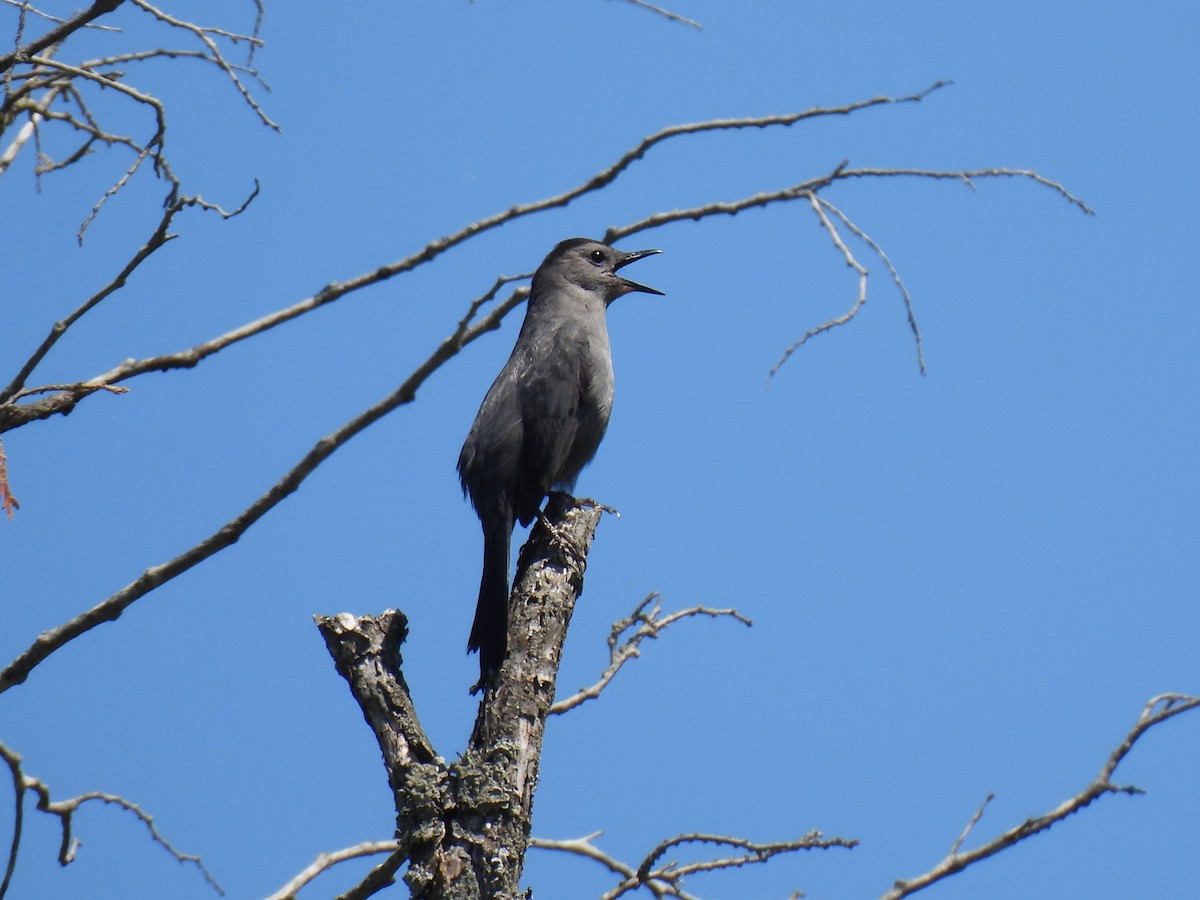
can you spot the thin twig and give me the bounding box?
[843,166,1094,215]
[3,1,273,249]
[817,195,926,373]
[80,48,270,90]
[551,594,751,714]
[614,0,702,30]
[948,793,993,856]
[23,54,171,238]
[766,188,869,376]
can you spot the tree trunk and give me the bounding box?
[316,494,602,899]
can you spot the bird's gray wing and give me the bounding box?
[458,364,524,510]
[512,327,587,524]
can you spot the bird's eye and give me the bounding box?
[588,249,606,265]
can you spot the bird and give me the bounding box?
[457,237,663,688]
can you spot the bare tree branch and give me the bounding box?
[846,166,1094,214]
[264,839,402,900]
[1,0,270,252]
[0,742,23,899]
[606,164,1090,247]
[766,194,925,376]
[125,0,276,130]
[333,849,407,900]
[613,0,702,30]
[816,196,925,372]
[608,163,1091,375]
[769,189,873,375]
[0,177,258,415]
[0,740,222,898]
[550,593,751,714]
[18,54,171,234]
[77,48,268,89]
[882,693,1200,899]
[532,828,857,899]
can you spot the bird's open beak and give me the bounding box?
[613,248,664,296]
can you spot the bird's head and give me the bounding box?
[538,238,664,305]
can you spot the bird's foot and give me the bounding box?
[538,493,616,561]
[536,508,586,563]
[576,497,620,518]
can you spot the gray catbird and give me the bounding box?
[457,238,663,686]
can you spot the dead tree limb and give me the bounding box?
[315,495,602,899]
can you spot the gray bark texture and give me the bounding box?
[316,494,602,899]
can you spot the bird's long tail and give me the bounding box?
[469,512,512,687]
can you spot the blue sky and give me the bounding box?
[3,2,1198,898]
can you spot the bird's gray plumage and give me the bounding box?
[458,238,662,687]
